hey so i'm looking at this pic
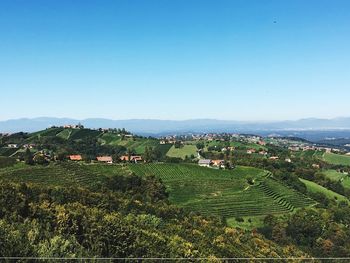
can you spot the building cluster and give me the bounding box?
[288,144,341,153]
[62,124,84,129]
[198,159,225,168]
[68,154,143,164]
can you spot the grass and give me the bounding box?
[57,129,73,140]
[99,135,159,154]
[99,133,122,145]
[129,163,315,220]
[29,127,64,138]
[323,169,350,189]
[322,152,350,166]
[300,178,349,203]
[230,141,267,150]
[166,145,197,159]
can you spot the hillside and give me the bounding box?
[129,164,316,226]
[0,127,167,159]
[0,160,310,259]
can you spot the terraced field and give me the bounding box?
[129,164,316,219]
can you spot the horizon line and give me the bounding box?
[1,116,350,123]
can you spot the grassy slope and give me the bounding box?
[323,169,350,189]
[166,145,197,159]
[56,129,73,139]
[322,152,350,166]
[300,178,349,203]
[99,134,159,154]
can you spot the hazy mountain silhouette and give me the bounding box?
[1,117,350,134]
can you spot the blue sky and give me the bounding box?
[0,0,349,121]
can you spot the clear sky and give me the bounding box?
[0,0,349,121]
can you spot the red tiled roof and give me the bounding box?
[69,155,82,161]
[97,156,113,162]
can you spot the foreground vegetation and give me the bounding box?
[0,166,309,259]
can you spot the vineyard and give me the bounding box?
[129,163,316,218]
[0,162,128,189]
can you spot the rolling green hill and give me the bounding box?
[129,164,316,223]
[166,145,197,159]
[322,152,350,166]
[323,169,350,189]
[300,178,349,203]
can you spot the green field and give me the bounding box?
[130,164,315,222]
[56,128,73,139]
[99,134,159,154]
[323,169,350,189]
[322,152,350,166]
[300,178,349,203]
[166,145,197,159]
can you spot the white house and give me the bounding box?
[198,159,212,167]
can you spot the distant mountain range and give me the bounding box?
[1,117,350,135]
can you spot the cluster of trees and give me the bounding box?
[0,178,308,259]
[260,206,350,257]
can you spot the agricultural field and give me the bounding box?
[203,140,266,152]
[294,150,323,160]
[56,128,73,139]
[129,164,316,225]
[322,152,350,166]
[300,178,349,203]
[323,169,350,189]
[0,162,127,189]
[166,145,197,159]
[68,129,102,140]
[99,133,122,145]
[99,134,159,154]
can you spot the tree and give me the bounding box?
[24,149,34,165]
[33,154,48,165]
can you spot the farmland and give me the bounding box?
[166,145,198,159]
[323,169,350,189]
[0,162,128,190]
[322,152,350,166]
[300,178,349,203]
[129,164,316,223]
[99,133,160,154]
